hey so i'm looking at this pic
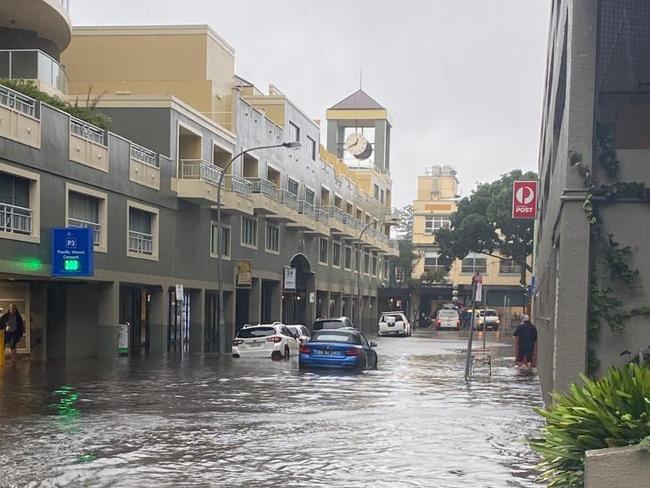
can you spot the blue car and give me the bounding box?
[299,329,378,370]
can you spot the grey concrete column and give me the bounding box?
[249,278,262,325]
[190,288,205,353]
[224,290,235,353]
[270,280,282,321]
[97,281,120,359]
[149,286,168,356]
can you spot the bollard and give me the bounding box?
[0,330,4,367]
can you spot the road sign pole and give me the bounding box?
[464,279,478,381]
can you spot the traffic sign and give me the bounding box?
[51,228,94,277]
[512,180,539,219]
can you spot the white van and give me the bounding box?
[435,308,460,330]
[378,312,411,337]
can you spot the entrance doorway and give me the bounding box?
[282,254,313,326]
[235,288,250,332]
[120,286,152,355]
[168,289,190,353]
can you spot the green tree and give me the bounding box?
[436,169,537,285]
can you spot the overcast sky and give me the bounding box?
[70,0,550,207]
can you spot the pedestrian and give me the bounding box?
[513,314,537,369]
[1,304,25,363]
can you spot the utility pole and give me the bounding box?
[464,272,482,380]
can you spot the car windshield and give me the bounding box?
[288,326,304,335]
[383,314,402,320]
[437,310,458,319]
[311,331,361,344]
[478,311,498,317]
[314,320,344,329]
[236,327,275,338]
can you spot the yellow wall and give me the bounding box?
[242,97,286,127]
[325,109,389,121]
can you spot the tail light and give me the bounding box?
[299,344,311,354]
[266,336,283,343]
[345,348,361,356]
[456,320,460,326]
[232,339,243,346]
[436,319,441,325]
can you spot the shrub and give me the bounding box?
[530,363,650,487]
[0,79,111,129]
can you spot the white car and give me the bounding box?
[475,309,501,331]
[287,324,311,344]
[232,323,300,360]
[436,308,460,330]
[378,312,411,337]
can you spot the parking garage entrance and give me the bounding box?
[282,254,314,327]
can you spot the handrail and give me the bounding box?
[180,159,223,186]
[68,218,101,245]
[0,203,32,235]
[246,177,279,200]
[70,117,105,145]
[299,200,317,220]
[0,84,37,118]
[278,189,299,211]
[324,205,347,224]
[128,230,154,255]
[316,208,329,224]
[224,174,253,198]
[130,143,159,168]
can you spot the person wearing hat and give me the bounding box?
[513,314,537,368]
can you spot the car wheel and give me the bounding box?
[271,350,282,361]
[284,346,290,360]
[232,354,240,358]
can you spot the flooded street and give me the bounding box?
[0,331,542,488]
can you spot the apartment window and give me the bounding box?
[307,136,316,161]
[0,171,32,237]
[461,253,487,274]
[383,259,390,280]
[345,245,353,270]
[423,251,444,273]
[128,202,159,260]
[305,188,315,205]
[364,251,370,275]
[210,222,230,259]
[241,217,258,248]
[332,240,341,268]
[319,237,328,265]
[67,185,107,251]
[266,222,280,253]
[374,184,380,200]
[289,122,300,143]
[499,259,522,275]
[288,178,300,196]
[380,189,385,204]
[424,215,451,235]
[371,252,377,276]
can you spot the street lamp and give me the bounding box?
[215,141,301,353]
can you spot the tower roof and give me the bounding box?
[328,89,385,110]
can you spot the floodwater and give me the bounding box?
[0,331,543,488]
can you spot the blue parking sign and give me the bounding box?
[52,228,94,277]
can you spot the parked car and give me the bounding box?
[299,329,378,370]
[312,316,356,331]
[378,311,411,337]
[287,324,311,344]
[475,309,501,331]
[232,323,300,360]
[435,308,460,331]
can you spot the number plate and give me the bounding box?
[249,342,263,348]
[314,349,340,356]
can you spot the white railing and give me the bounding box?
[70,117,105,145]
[128,230,154,255]
[0,203,32,235]
[180,159,223,186]
[0,84,37,118]
[130,143,159,168]
[68,218,101,246]
[299,200,317,220]
[324,206,347,224]
[278,189,299,212]
[316,208,329,224]
[246,177,279,200]
[225,175,253,198]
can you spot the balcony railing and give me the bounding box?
[180,159,223,186]
[299,200,317,220]
[246,177,279,201]
[128,230,154,255]
[324,206,347,224]
[0,203,32,235]
[70,118,105,145]
[130,143,159,168]
[224,175,253,199]
[278,189,299,212]
[0,49,68,93]
[0,84,37,118]
[68,218,101,246]
[316,208,329,224]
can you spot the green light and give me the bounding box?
[64,259,80,271]
[20,257,43,272]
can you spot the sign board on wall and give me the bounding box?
[235,260,252,289]
[512,180,539,219]
[51,228,94,277]
[284,268,297,291]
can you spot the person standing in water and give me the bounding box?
[1,304,25,363]
[513,314,537,369]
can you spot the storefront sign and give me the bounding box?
[284,268,297,291]
[51,228,94,277]
[118,323,129,355]
[235,260,252,289]
[512,180,539,219]
[473,273,483,302]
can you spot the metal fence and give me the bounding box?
[128,230,154,255]
[130,143,159,167]
[0,203,32,235]
[70,117,105,145]
[68,218,101,245]
[0,84,36,118]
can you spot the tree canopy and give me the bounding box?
[436,170,537,284]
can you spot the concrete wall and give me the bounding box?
[584,445,650,488]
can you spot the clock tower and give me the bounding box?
[326,89,392,174]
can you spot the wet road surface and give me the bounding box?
[0,331,542,487]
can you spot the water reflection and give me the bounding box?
[0,333,542,487]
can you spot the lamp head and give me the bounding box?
[282,141,301,149]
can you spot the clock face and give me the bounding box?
[344,132,369,157]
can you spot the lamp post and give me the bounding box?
[215,141,300,353]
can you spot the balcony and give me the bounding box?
[247,177,285,216]
[296,201,328,236]
[176,159,253,214]
[129,143,160,190]
[0,84,41,148]
[324,206,347,233]
[68,218,101,246]
[69,117,108,172]
[128,230,154,256]
[0,203,32,235]
[0,50,68,95]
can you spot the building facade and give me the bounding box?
[535,0,650,402]
[411,166,527,322]
[0,7,398,360]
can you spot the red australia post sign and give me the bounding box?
[512,180,539,219]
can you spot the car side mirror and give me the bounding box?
[369,341,378,348]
